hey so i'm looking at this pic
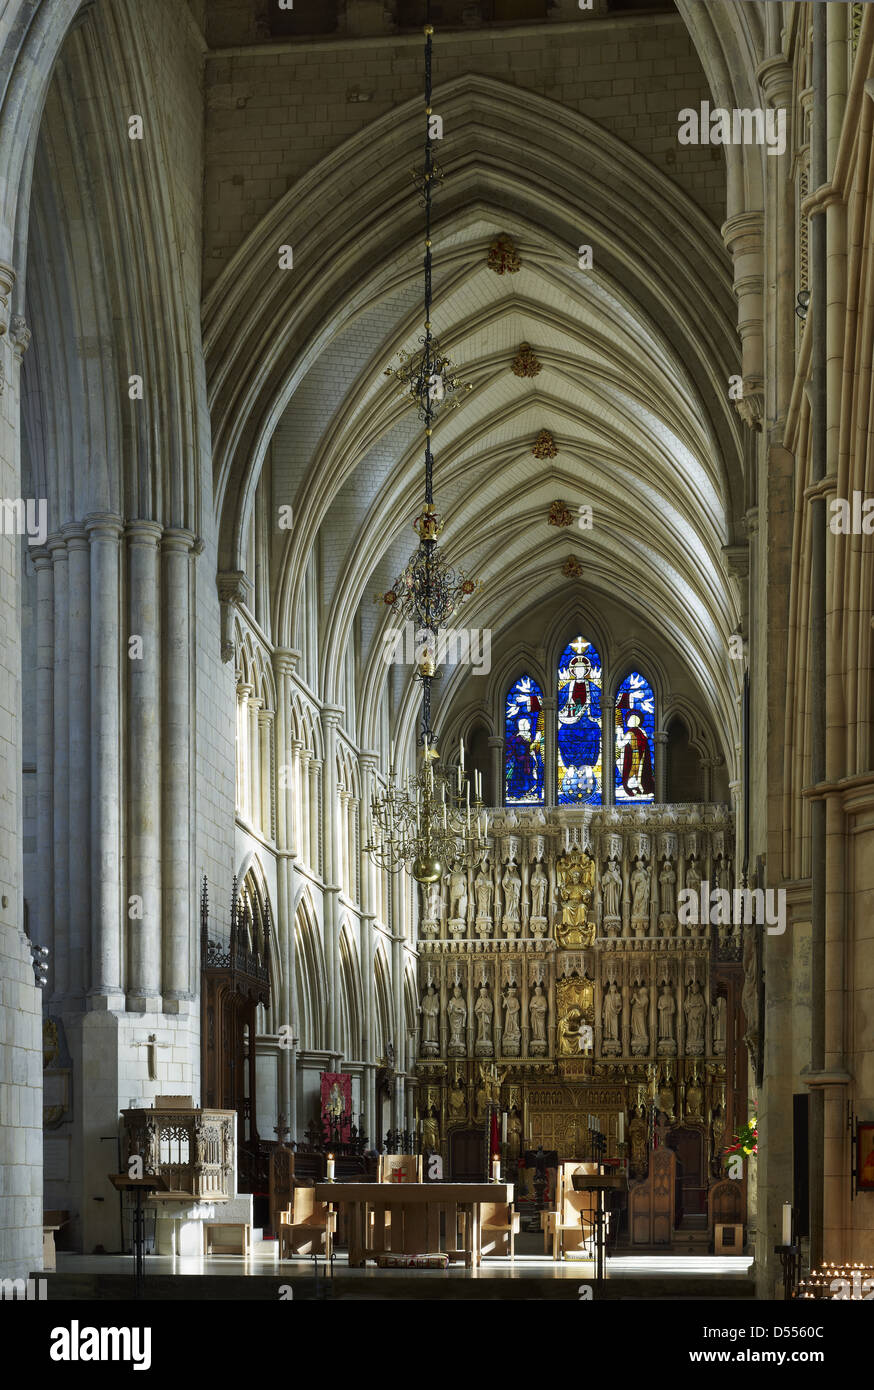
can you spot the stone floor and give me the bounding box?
[43,1236,756,1300]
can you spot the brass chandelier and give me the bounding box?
[365,20,486,886]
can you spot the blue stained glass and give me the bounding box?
[505,675,545,805]
[557,637,603,805]
[615,671,655,803]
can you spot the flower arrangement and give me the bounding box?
[725,1107,758,1163]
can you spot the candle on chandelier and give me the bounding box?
[460,737,465,769]
[782,1203,792,1245]
[390,739,395,766]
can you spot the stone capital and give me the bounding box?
[272,646,301,678]
[756,55,793,111]
[163,526,198,554]
[84,511,124,541]
[61,523,89,551]
[125,518,163,547]
[30,546,53,572]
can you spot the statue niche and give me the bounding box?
[556,974,595,1056]
[555,850,596,949]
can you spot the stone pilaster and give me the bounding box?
[86,513,124,1009]
[126,520,163,1011]
[162,528,196,1008]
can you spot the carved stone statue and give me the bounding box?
[529,983,548,1049]
[712,994,726,1054]
[447,863,468,925]
[659,860,676,916]
[711,1107,726,1174]
[556,852,596,948]
[657,982,676,1054]
[422,878,442,925]
[558,1008,584,1056]
[601,858,622,921]
[686,1074,703,1122]
[448,1072,466,1121]
[475,865,493,920]
[602,981,622,1049]
[501,863,521,933]
[447,984,467,1053]
[474,984,494,1052]
[630,857,650,929]
[421,983,440,1053]
[503,985,521,1052]
[530,860,548,920]
[631,984,649,1054]
[684,979,706,1054]
[684,858,702,934]
[422,1112,440,1151]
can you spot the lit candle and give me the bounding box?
[326,1153,335,1181]
[782,1203,792,1245]
[491,1155,501,1183]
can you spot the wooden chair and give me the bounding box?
[552,1162,602,1260]
[278,1186,334,1258]
[377,1154,423,1184]
[479,1201,520,1258]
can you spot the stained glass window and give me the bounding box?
[556,637,603,805]
[615,671,655,803]
[505,674,545,805]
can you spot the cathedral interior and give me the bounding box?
[1,0,874,1326]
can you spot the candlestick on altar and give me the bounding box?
[326,1153,335,1182]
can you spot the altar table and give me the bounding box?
[314,1182,513,1267]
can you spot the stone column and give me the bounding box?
[65,524,90,1001]
[487,734,503,806]
[259,706,273,839]
[390,868,406,1129]
[359,752,379,1132]
[272,650,291,1130]
[87,514,124,1007]
[32,549,54,973]
[248,695,262,833]
[543,696,557,802]
[289,740,302,859]
[654,730,668,804]
[322,707,343,1056]
[236,684,251,821]
[309,759,320,876]
[126,520,162,1010]
[162,529,196,1007]
[48,536,69,1003]
[339,791,350,894]
[603,699,615,805]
